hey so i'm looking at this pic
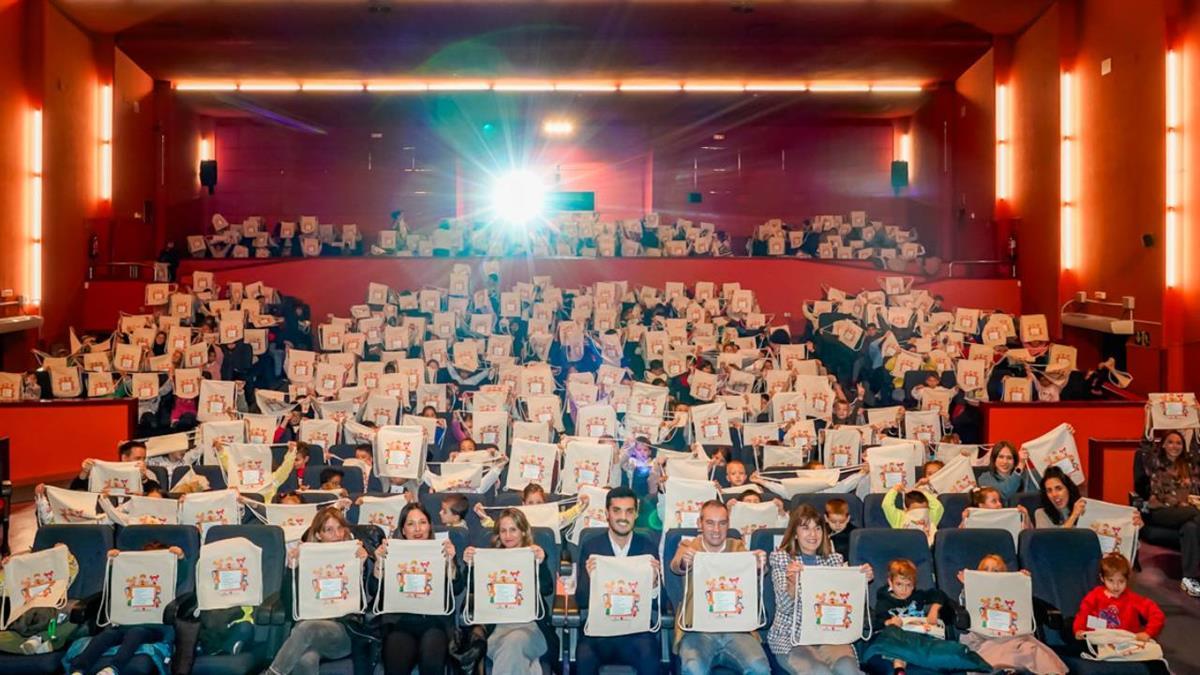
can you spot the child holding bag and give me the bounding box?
[956,555,1066,673]
[1074,553,1164,643]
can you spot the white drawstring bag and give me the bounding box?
[822,427,862,468]
[867,444,917,493]
[568,485,611,545]
[243,413,280,445]
[222,443,274,493]
[783,419,818,450]
[474,410,510,449]
[174,368,201,399]
[180,489,240,536]
[299,418,339,450]
[293,540,365,621]
[361,395,398,428]
[200,420,247,464]
[286,349,317,383]
[584,554,660,637]
[794,566,871,645]
[524,395,563,430]
[729,501,785,543]
[679,551,764,633]
[577,404,617,440]
[89,460,144,496]
[43,486,102,524]
[561,440,614,495]
[99,549,178,626]
[689,371,718,402]
[1022,423,1085,486]
[662,478,719,530]
[376,539,454,615]
[1146,392,1199,434]
[963,570,1035,638]
[630,383,669,418]
[514,503,564,542]
[663,458,711,482]
[794,375,836,420]
[0,546,71,629]
[762,445,806,471]
[691,402,732,446]
[754,470,841,499]
[1078,499,1140,561]
[904,410,942,444]
[962,508,1025,547]
[422,463,500,494]
[507,439,560,491]
[357,495,408,534]
[1019,314,1049,343]
[955,359,988,393]
[198,379,237,422]
[1002,376,1034,402]
[117,496,179,526]
[926,454,977,494]
[49,367,82,398]
[512,421,551,444]
[0,372,21,402]
[520,363,554,397]
[259,502,320,543]
[374,426,426,479]
[1082,629,1166,663]
[464,547,542,625]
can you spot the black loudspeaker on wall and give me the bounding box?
[199,160,218,195]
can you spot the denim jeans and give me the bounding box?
[677,632,770,675]
[267,620,351,675]
[778,644,860,675]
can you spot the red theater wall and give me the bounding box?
[0,0,27,301]
[110,48,156,261]
[198,114,918,243]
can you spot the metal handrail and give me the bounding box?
[88,261,159,281]
[946,259,1016,278]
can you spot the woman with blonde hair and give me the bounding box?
[767,505,873,675]
[463,508,553,673]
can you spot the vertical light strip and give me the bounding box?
[29,109,43,305]
[199,137,211,162]
[98,84,113,202]
[899,132,912,164]
[1060,72,1077,271]
[996,83,1011,201]
[1166,50,1182,288]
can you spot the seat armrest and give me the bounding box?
[947,600,971,631]
[1032,597,1064,631]
[161,592,194,626]
[254,593,288,625]
[69,592,104,625]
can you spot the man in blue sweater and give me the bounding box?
[575,486,662,675]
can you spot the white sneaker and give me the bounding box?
[95,668,117,675]
[18,635,43,655]
[1181,577,1200,597]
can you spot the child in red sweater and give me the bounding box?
[1073,552,1165,642]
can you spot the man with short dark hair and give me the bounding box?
[68,440,156,491]
[575,486,662,675]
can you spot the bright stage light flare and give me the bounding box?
[491,170,547,225]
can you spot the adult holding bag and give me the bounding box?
[767,504,873,675]
[669,499,771,675]
[462,508,553,673]
[373,503,463,675]
[268,508,368,675]
[576,486,662,675]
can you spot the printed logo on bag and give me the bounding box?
[58,375,78,393]
[574,460,602,487]
[204,394,226,415]
[879,462,907,489]
[828,443,854,468]
[810,392,830,414]
[813,591,854,629]
[1091,522,1125,555]
[197,509,228,533]
[519,455,547,481]
[584,417,608,437]
[479,424,501,445]
[367,511,398,531]
[978,597,1019,636]
[124,572,164,610]
[21,571,59,602]
[487,569,524,607]
[397,560,434,596]
[102,477,133,495]
[312,563,350,603]
[705,575,745,617]
[780,402,801,421]
[912,424,935,443]
[1045,446,1080,476]
[675,501,703,528]
[384,440,413,468]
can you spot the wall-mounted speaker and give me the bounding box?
[200,160,218,195]
[688,192,703,203]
